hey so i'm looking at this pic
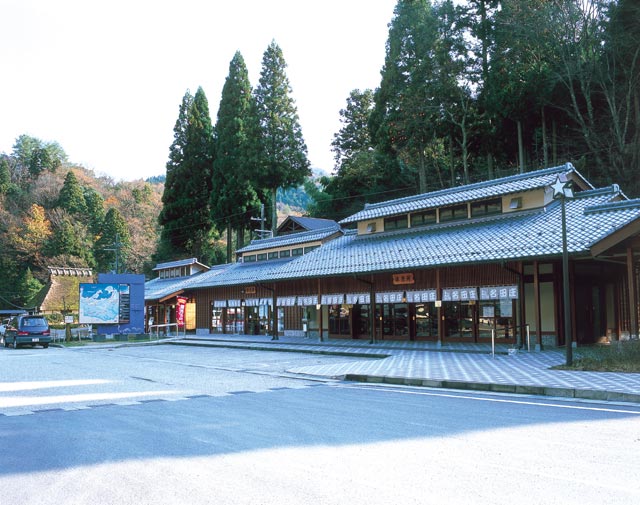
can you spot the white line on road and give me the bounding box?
[336,384,640,415]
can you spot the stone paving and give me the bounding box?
[176,335,640,404]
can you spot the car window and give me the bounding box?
[22,317,48,328]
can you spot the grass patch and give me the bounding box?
[557,341,640,372]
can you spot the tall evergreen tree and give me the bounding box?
[211,51,261,260]
[254,41,310,234]
[58,170,88,215]
[84,187,105,236]
[370,0,444,193]
[17,268,44,308]
[158,90,193,260]
[47,216,93,265]
[464,0,500,178]
[158,87,215,261]
[94,208,131,273]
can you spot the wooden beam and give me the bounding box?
[159,290,184,303]
[591,219,640,257]
[627,247,638,337]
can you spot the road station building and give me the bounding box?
[145,164,640,349]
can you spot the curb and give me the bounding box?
[166,340,389,359]
[179,337,509,355]
[343,374,640,405]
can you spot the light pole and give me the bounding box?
[551,175,574,365]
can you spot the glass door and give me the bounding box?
[444,302,476,340]
[414,303,437,339]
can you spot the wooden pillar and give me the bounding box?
[518,262,526,349]
[369,276,376,344]
[570,261,577,346]
[627,247,638,338]
[317,278,323,342]
[272,286,278,340]
[533,260,542,351]
[436,269,443,348]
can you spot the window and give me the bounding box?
[292,247,303,256]
[366,222,377,233]
[244,255,257,262]
[509,197,522,209]
[439,204,468,222]
[471,198,502,217]
[279,249,290,258]
[268,251,279,260]
[410,210,437,227]
[304,245,319,254]
[384,215,408,231]
[257,253,267,261]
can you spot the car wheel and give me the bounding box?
[43,343,49,349]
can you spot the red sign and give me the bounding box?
[176,296,188,327]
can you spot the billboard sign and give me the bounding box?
[79,283,130,324]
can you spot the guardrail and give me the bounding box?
[148,323,184,339]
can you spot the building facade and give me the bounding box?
[146,164,640,349]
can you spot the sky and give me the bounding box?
[0,0,398,181]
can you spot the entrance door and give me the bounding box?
[444,302,476,340]
[380,303,409,339]
[413,303,437,340]
[575,284,603,344]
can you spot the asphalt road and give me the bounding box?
[1,345,639,504]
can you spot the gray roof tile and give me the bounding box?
[270,186,639,280]
[340,163,592,224]
[236,223,342,253]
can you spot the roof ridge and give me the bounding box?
[584,197,640,214]
[238,223,341,251]
[362,164,573,211]
[574,185,621,199]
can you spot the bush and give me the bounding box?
[571,341,640,372]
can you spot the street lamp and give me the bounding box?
[551,174,574,365]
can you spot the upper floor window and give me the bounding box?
[439,204,468,222]
[384,215,408,231]
[410,210,437,227]
[471,198,502,217]
[268,251,279,260]
[279,249,291,258]
[304,245,319,254]
[292,247,304,257]
[244,255,257,263]
[257,253,268,261]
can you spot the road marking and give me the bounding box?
[335,384,640,415]
[0,390,184,409]
[0,379,111,392]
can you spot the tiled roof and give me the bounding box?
[269,186,639,280]
[187,258,296,288]
[236,223,342,254]
[152,258,209,271]
[340,163,592,224]
[280,216,338,231]
[144,166,640,293]
[145,264,228,300]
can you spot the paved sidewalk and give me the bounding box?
[170,335,640,405]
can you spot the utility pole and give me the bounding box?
[251,204,272,240]
[104,233,123,274]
